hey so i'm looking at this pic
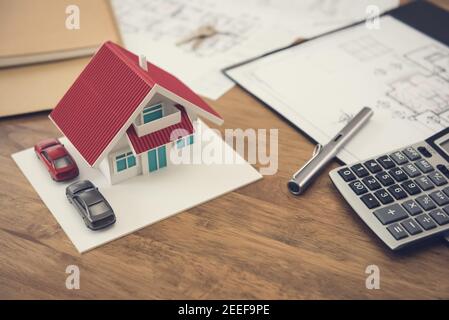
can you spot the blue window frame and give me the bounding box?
[142,103,163,124]
[115,151,136,173]
[158,146,167,168]
[147,146,167,172]
[176,138,185,149]
[127,154,136,167]
[176,135,194,149]
[148,149,158,172]
[116,154,127,172]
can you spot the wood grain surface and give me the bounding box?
[1,0,448,299]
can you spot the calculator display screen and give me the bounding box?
[439,138,449,154]
[427,127,449,161]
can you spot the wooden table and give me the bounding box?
[1,1,449,300]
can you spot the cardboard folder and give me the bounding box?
[0,0,121,117]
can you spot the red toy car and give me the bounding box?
[34,138,79,181]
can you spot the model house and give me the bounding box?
[49,41,223,185]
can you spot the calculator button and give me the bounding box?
[374,189,394,205]
[349,180,368,195]
[415,159,434,173]
[387,223,409,240]
[401,219,423,235]
[374,204,408,225]
[437,164,449,178]
[401,180,421,196]
[375,171,395,186]
[364,160,382,174]
[428,171,447,186]
[429,190,449,206]
[416,195,437,211]
[338,168,356,182]
[442,186,449,197]
[417,146,432,158]
[377,155,396,169]
[351,164,369,178]
[402,147,421,161]
[361,194,380,209]
[388,168,408,182]
[402,163,421,178]
[429,209,449,226]
[415,214,437,230]
[362,176,381,190]
[387,184,408,200]
[402,200,422,216]
[390,151,408,165]
[414,176,435,191]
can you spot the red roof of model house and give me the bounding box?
[49,41,222,167]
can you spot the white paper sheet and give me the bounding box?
[12,122,262,253]
[226,16,449,164]
[110,0,398,99]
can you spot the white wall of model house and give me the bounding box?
[98,93,196,185]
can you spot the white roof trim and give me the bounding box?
[154,84,224,126]
[125,132,138,156]
[139,55,148,71]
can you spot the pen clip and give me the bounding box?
[292,143,323,179]
[312,143,322,157]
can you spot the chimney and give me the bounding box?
[139,54,148,71]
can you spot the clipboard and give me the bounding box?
[222,1,449,164]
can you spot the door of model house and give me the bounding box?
[147,145,167,172]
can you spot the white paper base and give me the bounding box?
[12,122,262,253]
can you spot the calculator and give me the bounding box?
[329,127,449,250]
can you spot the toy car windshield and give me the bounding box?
[88,201,110,217]
[53,156,72,169]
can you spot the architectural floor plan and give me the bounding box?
[339,38,449,131]
[225,16,449,163]
[386,45,449,130]
[110,0,398,99]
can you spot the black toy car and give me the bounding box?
[66,180,116,230]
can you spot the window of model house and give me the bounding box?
[115,151,136,172]
[142,103,163,124]
[176,134,194,149]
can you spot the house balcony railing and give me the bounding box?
[134,108,181,137]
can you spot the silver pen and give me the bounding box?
[288,106,373,195]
